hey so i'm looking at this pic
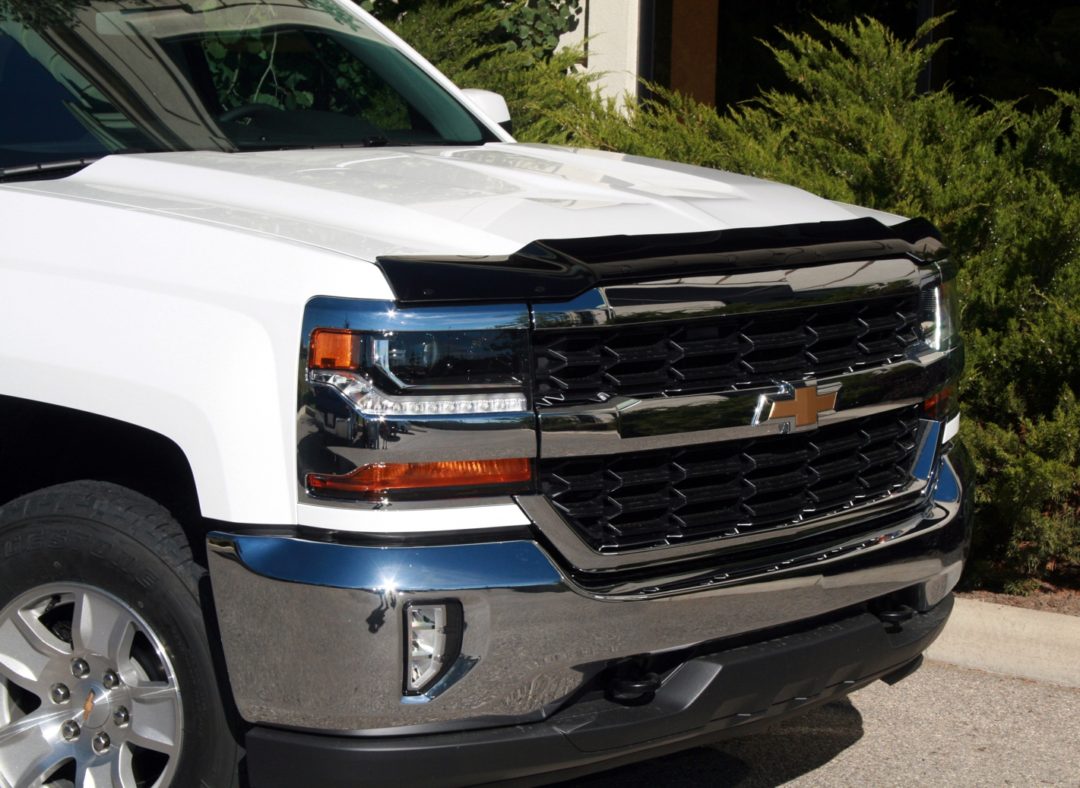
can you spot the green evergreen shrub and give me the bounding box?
[360,0,581,59]
[365,0,597,141]
[374,5,1080,589]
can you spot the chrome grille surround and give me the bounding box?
[528,256,954,565]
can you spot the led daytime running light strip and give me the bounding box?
[309,369,528,415]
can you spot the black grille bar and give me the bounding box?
[533,294,920,407]
[539,406,921,553]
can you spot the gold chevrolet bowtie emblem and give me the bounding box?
[754,382,840,429]
[83,689,95,723]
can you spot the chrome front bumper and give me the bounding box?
[206,444,971,734]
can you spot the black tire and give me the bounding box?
[0,481,239,787]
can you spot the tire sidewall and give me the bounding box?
[0,511,235,787]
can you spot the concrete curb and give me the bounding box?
[926,597,1080,687]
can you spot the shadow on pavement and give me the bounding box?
[557,699,864,787]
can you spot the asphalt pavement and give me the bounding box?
[558,661,1080,786]
[557,598,1080,787]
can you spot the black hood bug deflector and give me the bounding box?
[374,217,944,306]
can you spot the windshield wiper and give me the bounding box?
[0,157,104,183]
[311,136,394,148]
[241,136,395,153]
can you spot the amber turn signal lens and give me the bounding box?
[309,329,361,370]
[307,458,532,498]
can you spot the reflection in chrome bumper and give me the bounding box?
[243,597,952,788]
[207,450,970,734]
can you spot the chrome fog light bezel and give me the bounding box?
[403,600,463,696]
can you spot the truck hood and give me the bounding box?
[40,143,873,261]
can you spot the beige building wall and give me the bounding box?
[559,0,642,108]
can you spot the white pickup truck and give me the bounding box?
[0,1,969,786]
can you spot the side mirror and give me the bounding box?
[461,89,513,135]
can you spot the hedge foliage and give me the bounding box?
[362,0,581,59]
[374,5,1080,590]
[372,0,596,141]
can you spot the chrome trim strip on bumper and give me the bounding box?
[208,535,562,591]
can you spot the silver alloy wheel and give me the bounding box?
[0,583,182,787]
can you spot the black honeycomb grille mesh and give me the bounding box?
[539,406,921,553]
[533,294,920,407]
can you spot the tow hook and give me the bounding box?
[607,668,662,703]
[877,604,915,632]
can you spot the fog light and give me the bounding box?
[404,601,462,695]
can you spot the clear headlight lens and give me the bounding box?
[308,325,530,415]
[372,330,520,389]
[919,272,959,351]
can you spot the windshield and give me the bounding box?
[0,0,496,172]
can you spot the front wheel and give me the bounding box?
[0,482,238,787]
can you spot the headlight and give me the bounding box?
[298,299,536,503]
[919,264,959,351]
[308,327,530,415]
